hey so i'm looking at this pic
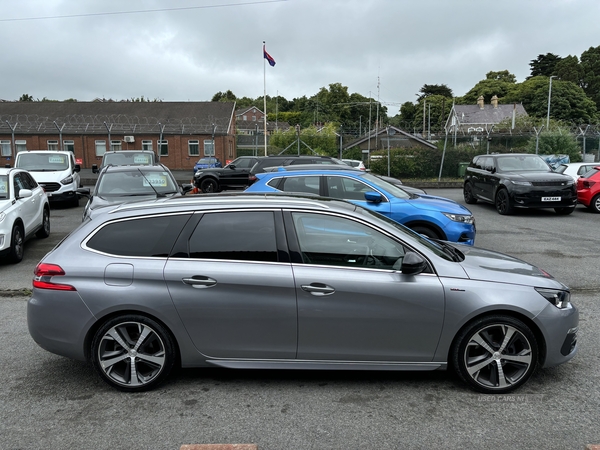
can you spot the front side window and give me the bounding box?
[110,140,122,151]
[95,140,107,157]
[291,212,406,270]
[0,140,10,156]
[86,214,191,257]
[63,140,75,153]
[189,211,277,262]
[47,140,59,151]
[188,140,199,156]
[158,140,168,156]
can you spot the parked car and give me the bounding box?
[192,157,222,173]
[27,193,578,393]
[463,153,577,215]
[194,155,344,193]
[77,164,193,220]
[92,150,158,174]
[554,162,599,182]
[14,150,81,207]
[576,165,600,213]
[0,167,50,263]
[245,168,475,244]
[342,159,366,170]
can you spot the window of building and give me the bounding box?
[142,140,153,151]
[203,140,215,156]
[47,140,59,151]
[188,212,277,262]
[15,140,26,154]
[95,140,107,157]
[63,140,75,153]
[242,115,247,121]
[188,140,199,156]
[86,215,191,257]
[228,141,233,159]
[252,116,256,121]
[110,140,122,151]
[158,140,168,156]
[0,140,11,156]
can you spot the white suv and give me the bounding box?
[14,150,81,207]
[0,168,50,263]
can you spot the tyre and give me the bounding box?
[451,315,538,394]
[589,194,600,213]
[36,207,51,238]
[200,178,219,193]
[495,189,514,215]
[8,224,25,264]
[409,225,442,240]
[554,206,575,215]
[463,182,477,204]
[70,195,80,208]
[91,315,176,392]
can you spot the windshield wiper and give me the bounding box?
[137,169,166,197]
[432,239,464,262]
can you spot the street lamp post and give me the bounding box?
[546,76,557,130]
[386,126,395,177]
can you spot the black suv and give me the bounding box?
[194,155,343,193]
[463,153,577,215]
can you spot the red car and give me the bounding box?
[577,165,600,213]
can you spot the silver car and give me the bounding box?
[28,193,578,393]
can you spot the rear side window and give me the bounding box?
[188,211,277,262]
[86,214,191,257]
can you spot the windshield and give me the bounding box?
[497,155,551,172]
[16,153,69,171]
[96,170,178,197]
[361,173,411,199]
[0,175,9,199]
[103,152,154,166]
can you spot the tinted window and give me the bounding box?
[292,212,406,270]
[228,157,257,169]
[189,211,277,262]
[21,172,38,189]
[87,214,190,257]
[279,176,320,195]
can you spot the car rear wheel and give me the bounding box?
[36,207,51,238]
[409,225,442,240]
[8,224,25,264]
[91,315,176,392]
[452,315,538,394]
[589,194,600,213]
[495,189,514,215]
[463,182,477,204]
[554,206,575,215]
[200,178,219,193]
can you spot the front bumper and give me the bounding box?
[535,301,579,368]
[508,185,577,209]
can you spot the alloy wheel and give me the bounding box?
[495,189,513,215]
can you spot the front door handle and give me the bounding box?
[301,283,335,296]
[182,276,217,288]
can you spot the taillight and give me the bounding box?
[248,175,257,183]
[582,180,596,189]
[33,263,76,291]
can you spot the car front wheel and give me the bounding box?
[200,178,219,193]
[452,315,538,394]
[91,315,176,392]
[463,182,477,204]
[495,189,514,215]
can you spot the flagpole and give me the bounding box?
[263,41,268,156]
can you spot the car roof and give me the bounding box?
[256,168,366,178]
[103,150,154,154]
[262,164,361,172]
[100,163,173,174]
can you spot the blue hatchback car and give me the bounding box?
[245,168,476,244]
[193,157,222,173]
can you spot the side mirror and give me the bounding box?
[17,189,33,199]
[74,164,81,173]
[92,164,99,174]
[401,251,427,275]
[76,187,91,198]
[180,183,194,195]
[228,164,236,170]
[364,191,382,203]
[4,164,11,168]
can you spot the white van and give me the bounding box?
[14,150,81,207]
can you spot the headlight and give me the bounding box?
[443,213,474,224]
[60,175,73,185]
[510,180,532,186]
[536,288,571,309]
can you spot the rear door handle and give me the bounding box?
[182,276,217,288]
[301,283,335,296]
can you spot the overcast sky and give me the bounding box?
[1,0,598,115]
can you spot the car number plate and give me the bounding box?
[542,196,561,202]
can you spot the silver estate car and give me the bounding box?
[27,193,578,393]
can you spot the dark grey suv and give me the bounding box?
[28,193,578,393]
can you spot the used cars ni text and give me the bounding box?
[463,153,577,215]
[0,167,50,263]
[245,168,475,244]
[27,193,578,394]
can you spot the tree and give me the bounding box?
[211,90,237,102]
[486,70,517,83]
[580,45,600,109]
[525,128,582,161]
[555,55,583,86]
[528,53,562,78]
[459,71,518,104]
[390,101,418,131]
[19,94,34,102]
[417,84,453,101]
